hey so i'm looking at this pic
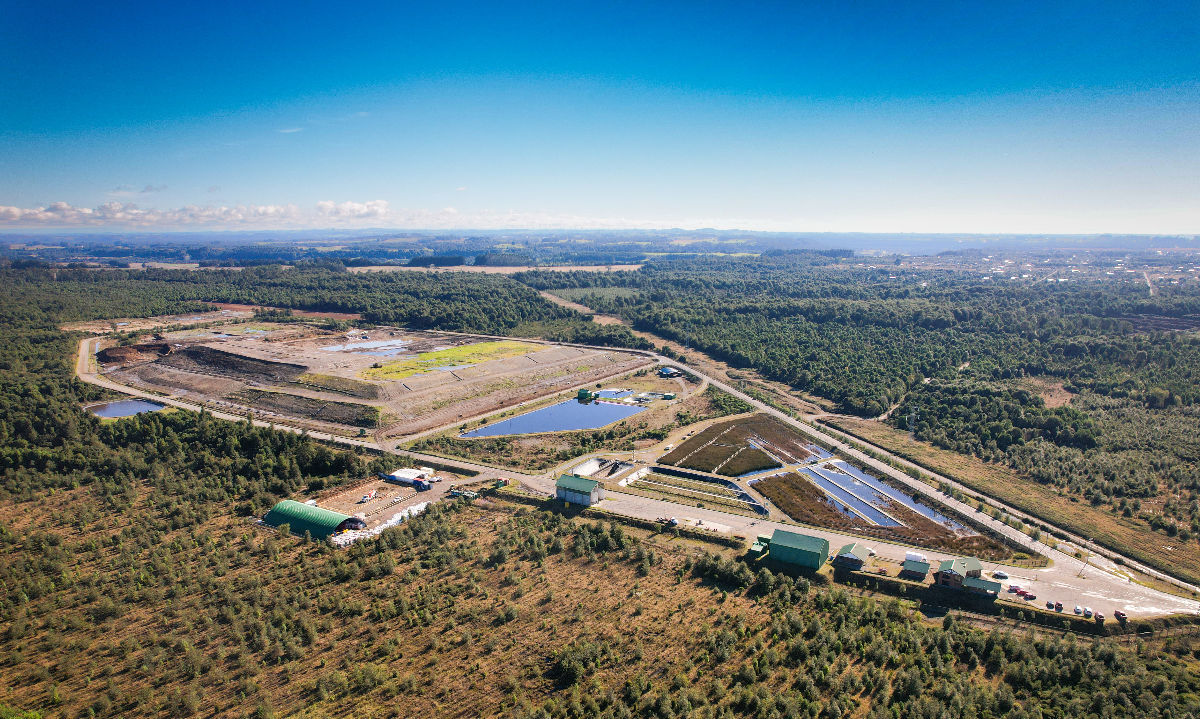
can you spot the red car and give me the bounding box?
[1023,593,1037,601]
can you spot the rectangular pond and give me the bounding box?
[830,461,967,531]
[460,399,646,437]
[800,468,901,526]
[89,399,166,418]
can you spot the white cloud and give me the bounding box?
[0,201,301,228]
[278,127,304,134]
[314,200,391,219]
[0,199,756,231]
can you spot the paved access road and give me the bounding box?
[75,337,1200,618]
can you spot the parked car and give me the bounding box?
[1055,602,1063,612]
[1114,610,1127,622]
[1046,600,1055,609]
[992,571,1009,580]
[1008,584,1022,593]
[1084,607,1093,618]
[1094,612,1104,622]
[1024,594,1037,601]
[1074,605,1083,615]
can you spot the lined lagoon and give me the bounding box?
[90,399,166,418]
[461,399,645,437]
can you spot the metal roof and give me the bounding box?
[770,529,829,555]
[901,560,930,575]
[938,558,982,576]
[963,576,1002,593]
[264,500,352,539]
[836,543,870,561]
[556,474,601,494]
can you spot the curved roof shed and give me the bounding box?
[264,500,361,539]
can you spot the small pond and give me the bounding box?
[461,399,646,437]
[90,399,166,418]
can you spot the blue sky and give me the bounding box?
[1,1,1197,233]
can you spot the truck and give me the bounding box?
[380,470,432,491]
[904,551,928,564]
[389,476,430,491]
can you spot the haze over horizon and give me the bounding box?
[3,1,1197,234]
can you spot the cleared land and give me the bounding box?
[827,416,1200,582]
[95,318,653,439]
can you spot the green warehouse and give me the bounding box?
[263,500,366,539]
[768,529,829,570]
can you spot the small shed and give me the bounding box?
[768,529,829,570]
[555,474,605,506]
[833,542,870,569]
[263,500,365,539]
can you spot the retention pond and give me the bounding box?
[461,399,645,437]
[89,399,166,418]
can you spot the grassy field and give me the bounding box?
[827,417,1200,585]
[362,340,540,380]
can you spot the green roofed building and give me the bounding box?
[263,500,366,539]
[963,576,1002,595]
[935,557,985,589]
[556,474,605,506]
[833,542,871,569]
[900,560,931,579]
[769,529,829,570]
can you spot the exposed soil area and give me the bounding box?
[95,319,653,440]
[159,345,308,383]
[231,389,379,428]
[1023,376,1075,408]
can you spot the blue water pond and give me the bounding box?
[90,399,166,418]
[461,399,645,437]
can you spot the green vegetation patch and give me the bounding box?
[362,340,540,380]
